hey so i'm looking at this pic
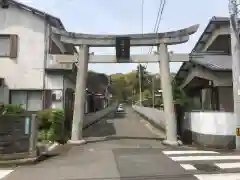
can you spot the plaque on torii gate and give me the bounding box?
[115,36,131,63]
[51,24,199,146]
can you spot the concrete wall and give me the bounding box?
[45,74,63,90]
[132,105,165,130]
[182,112,236,149]
[132,105,236,149]
[83,103,118,128]
[0,6,46,89]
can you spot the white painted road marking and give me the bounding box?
[170,155,240,161]
[163,150,219,155]
[164,150,240,179]
[215,162,240,169]
[0,170,14,179]
[180,164,196,170]
[194,173,240,180]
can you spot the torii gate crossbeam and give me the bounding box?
[52,24,199,146]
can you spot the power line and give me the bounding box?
[145,0,166,75]
[148,0,166,107]
[149,0,166,54]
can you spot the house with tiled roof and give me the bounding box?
[175,17,233,112]
[175,17,237,149]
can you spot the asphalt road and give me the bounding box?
[2,107,199,180]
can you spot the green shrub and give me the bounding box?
[0,104,25,115]
[37,109,53,130]
[37,108,66,143]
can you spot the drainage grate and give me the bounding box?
[193,163,221,172]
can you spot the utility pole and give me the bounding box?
[138,65,142,105]
[229,0,240,149]
[152,76,155,108]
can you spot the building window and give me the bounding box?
[0,34,18,58]
[10,90,42,111]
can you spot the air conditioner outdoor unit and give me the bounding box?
[52,90,62,101]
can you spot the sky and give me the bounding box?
[18,0,229,75]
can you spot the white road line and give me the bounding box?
[180,164,196,170]
[163,150,219,155]
[0,170,14,179]
[194,173,240,180]
[170,155,240,161]
[215,162,240,169]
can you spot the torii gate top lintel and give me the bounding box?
[51,24,199,47]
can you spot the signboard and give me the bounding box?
[0,116,31,154]
[236,128,240,136]
[115,36,130,63]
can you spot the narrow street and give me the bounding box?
[4,107,240,180]
[3,107,197,180]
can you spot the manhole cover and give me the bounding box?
[194,164,221,172]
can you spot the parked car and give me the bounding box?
[117,104,124,112]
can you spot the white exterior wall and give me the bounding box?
[133,105,236,136]
[184,112,235,136]
[45,74,63,90]
[0,6,46,89]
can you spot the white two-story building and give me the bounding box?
[0,0,77,111]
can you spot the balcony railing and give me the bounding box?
[46,54,75,70]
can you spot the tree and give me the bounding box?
[108,68,189,106]
[136,64,150,93]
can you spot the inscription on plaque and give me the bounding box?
[115,36,130,63]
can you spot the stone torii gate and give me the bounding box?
[51,24,199,146]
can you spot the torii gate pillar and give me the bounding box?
[68,45,89,144]
[158,43,178,145]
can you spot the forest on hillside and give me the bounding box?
[108,64,188,107]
